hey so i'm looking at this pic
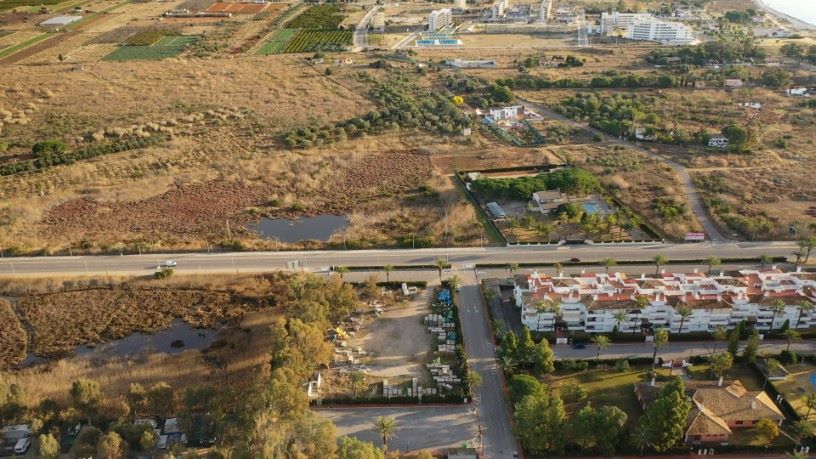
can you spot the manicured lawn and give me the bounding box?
[727,427,795,448]
[103,35,198,61]
[686,363,763,390]
[257,28,296,55]
[542,365,673,423]
[772,362,816,419]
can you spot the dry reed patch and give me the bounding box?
[17,286,254,356]
[0,299,27,368]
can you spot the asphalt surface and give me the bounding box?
[458,270,518,458]
[315,405,478,453]
[0,241,799,277]
[353,6,379,51]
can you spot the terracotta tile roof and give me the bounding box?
[686,405,732,436]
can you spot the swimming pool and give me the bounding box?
[583,202,601,215]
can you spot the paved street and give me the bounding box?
[0,241,799,277]
[315,405,478,453]
[458,270,518,458]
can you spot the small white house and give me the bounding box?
[708,136,729,149]
[787,87,810,97]
[724,78,743,89]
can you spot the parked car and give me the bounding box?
[572,342,586,350]
[569,257,580,262]
[14,438,31,454]
[164,260,177,267]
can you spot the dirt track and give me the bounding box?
[1,13,110,65]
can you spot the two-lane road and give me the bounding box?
[0,241,798,277]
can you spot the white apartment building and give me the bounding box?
[600,11,652,34]
[627,17,695,44]
[428,8,453,32]
[514,268,816,335]
[490,0,508,20]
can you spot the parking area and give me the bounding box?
[315,405,479,453]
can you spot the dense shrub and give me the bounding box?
[471,167,599,201]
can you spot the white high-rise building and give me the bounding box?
[627,17,695,44]
[428,8,452,32]
[490,0,508,20]
[600,11,652,34]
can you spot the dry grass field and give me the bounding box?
[0,299,27,368]
[0,272,344,406]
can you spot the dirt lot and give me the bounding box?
[347,288,434,385]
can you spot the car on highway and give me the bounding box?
[164,260,177,267]
[571,342,586,350]
[569,257,581,262]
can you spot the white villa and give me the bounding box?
[514,268,816,334]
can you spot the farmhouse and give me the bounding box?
[786,88,811,97]
[513,268,816,333]
[708,136,729,149]
[484,105,542,124]
[724,79,744,89]
[532,190,566,213]
[634,380,784,444]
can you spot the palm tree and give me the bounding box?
[783,329,801,352]
[602,257,617,273]
[705,255,721,275]
[548,302,561,332]
[553,262,563,276]
[447,274,462,292]
[652,255,667,276]
[506,216,519,241]
[795,301,814,329]
[613,311,627,333]
[350,372,366,398]
[372,416,398,455]
[435,257,450,282]
[592,335,610,361]
[793,249,805,269]
[335,265,349,279]
[632,426,650,456]
[384,264,394,282]
[466,370,483,396]
[786,451,807,459]
[498,354,518,375]
[769,299,786,331]
[676,306,693,334]
[762,358,782,390]
[760,254,773,269]
[534,300,550,332]
[508,263,520,276]
[791,419,814,444]
[804,392,816,418]
[712,325,727,353]
[633,295,650,335]
[538,223,556,243]
[651,328,669,368]
[799,235,816,263]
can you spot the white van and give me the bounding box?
[14,437,31,454]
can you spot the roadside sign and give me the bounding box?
[685,232,705,241]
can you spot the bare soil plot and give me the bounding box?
[346,288,434,384]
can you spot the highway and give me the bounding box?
[0,240,798,277]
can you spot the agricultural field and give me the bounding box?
[284,3,345,29]
[256,27,295,55]
[283,29,351,53]
[103,35,198,61]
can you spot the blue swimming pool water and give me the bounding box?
[583,202,600,215]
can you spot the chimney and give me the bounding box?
[720,271,724,277]
[718,376,724,387]
[641,273,646,280]
[693,268,698,273]
[797,266,802,273]
[751,398,757,410]
[772,264,777,270]
[650,377,656,387]
[581,269,585,274]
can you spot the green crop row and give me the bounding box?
[103,35,198,61]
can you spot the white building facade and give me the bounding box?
[600,11,695,44]
[514,269,816,334]
[428,8,453,32]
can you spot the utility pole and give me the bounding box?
[226,220,232,240]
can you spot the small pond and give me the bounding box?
[247,215,349,243]
[21,319,220,366]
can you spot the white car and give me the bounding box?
[14,438,31,454]
[164,260,177,267]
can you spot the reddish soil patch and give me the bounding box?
[205,2,267,14]
[42,181,269,237]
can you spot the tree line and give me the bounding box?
[471,167,600,201]
[0,135,166,177]
[496,72,680,91]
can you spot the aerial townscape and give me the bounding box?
[2,0,816,456]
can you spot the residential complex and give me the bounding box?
[428,8,453,32]
[600,11,696,44]
[514,268,816,334]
